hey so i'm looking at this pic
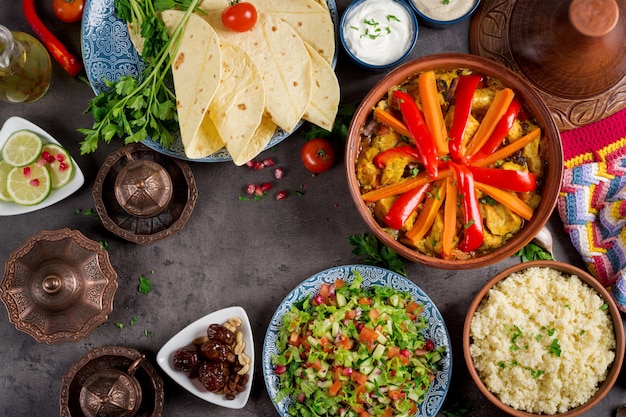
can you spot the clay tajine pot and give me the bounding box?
[470,0,626,130]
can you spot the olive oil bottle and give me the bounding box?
[0,24,51,103]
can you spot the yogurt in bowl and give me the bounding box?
[410,0,481,28]
[340,0,418,70]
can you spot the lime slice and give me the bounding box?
[0,160,13,202]
[1,130,44,167]
[6,163,52,205]
[40,143,74,189]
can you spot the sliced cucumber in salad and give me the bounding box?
[271,271,446,417]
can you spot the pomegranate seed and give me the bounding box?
[355,322,365,331]
[342,367,353,376]
[245,184,256,195]
[260,182,273,192]
[254,161,265,170]
[59,162,69,171]
[297,392,306,403]
[274,167,284,179]
[246,160,255,168]
[312,294,324,305]
[56,154,65,162]
[424,340,435,351]
[23,166,31,178]
[41,151,54,163]
[275,365,287,375]
[276,190,288,200]
[263,158,275,167]
[254,185,265,197]
[401,349,411,357]
[29,178,40,187]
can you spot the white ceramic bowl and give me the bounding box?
[156,306,254,409]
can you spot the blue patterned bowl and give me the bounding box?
[263,264,452,417]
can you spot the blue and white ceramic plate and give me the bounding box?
[262,264,452,417]
[80,0,338,162]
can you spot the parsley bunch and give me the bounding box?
[78,0,203,154]
[349,233,407,277]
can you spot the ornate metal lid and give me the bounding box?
[60,346,164,417]
[93,143,198,245]
[0,228,117,344]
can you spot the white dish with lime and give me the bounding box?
[0,117,84,216]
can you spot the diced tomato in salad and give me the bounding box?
[271,272,445,417]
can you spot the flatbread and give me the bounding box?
[302,43,340,131]
[209,42,266,164]
[205,11,312,133]
[161,10,222,159]
[232,116,277,166]
[199,0,335,64]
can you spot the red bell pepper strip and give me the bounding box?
[468,166,536,192]
[383,183,430,230]
[22,0,83,76]
[450,162,484,252]
[392,90,438,178]
[373,145,422,168]
[467,99,521,164]
[448,74,482,163]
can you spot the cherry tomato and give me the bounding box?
[53,0,85,23]
[222,2,258,32]
[301,138,335,173]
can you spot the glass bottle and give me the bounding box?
[0,24,52,103]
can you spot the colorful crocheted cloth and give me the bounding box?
[557,109,626,308]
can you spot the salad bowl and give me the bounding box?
[263,264,452,417]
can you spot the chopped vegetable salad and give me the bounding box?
[271,271,445,417]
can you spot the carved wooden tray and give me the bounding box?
[470,0,626,131]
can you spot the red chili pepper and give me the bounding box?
[450,162,484,252]
[373,145,422,168]
[468,166,536,192]
[383,183,430,230]
[467,99,521,164]
[22,0,83,76]
[448,75,481,163]
[392,90,438,178]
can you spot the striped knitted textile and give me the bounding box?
[557,109,626,304]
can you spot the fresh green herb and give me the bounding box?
[548,338,561,357]
[515,242,554,262]
[547,327,556,336]
[349,233,407,277]
[443,0,450,4]
[130,316,138,326]
[99,241,109,251]
[145,329,153,336]
[527,367,545,379]
[304,101,359,144]
[138,275,152,294]
[497,361,506,368]
[580,329,586,336]
[79,0,204,154]
[463,219,475,229]
[441,398,472,417]
[115,321,124,330]
[600,302,608,310]
[387,14,400,22]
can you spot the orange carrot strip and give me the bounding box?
[361,168,451,202]
[405,179,447,243]
[475,181,534,221]
[470,128,541,168]
[441,175,458,259]
[373,107,411,138]
[329,379,343,397]
[419,70,448,154]
[465,88,515,156]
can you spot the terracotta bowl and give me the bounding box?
[462,261,624,416]
[345,53,563,269]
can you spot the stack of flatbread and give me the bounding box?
[159,0,339,165]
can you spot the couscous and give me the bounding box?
[469,267,616,414]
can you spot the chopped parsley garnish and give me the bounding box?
[138,275,152,294]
